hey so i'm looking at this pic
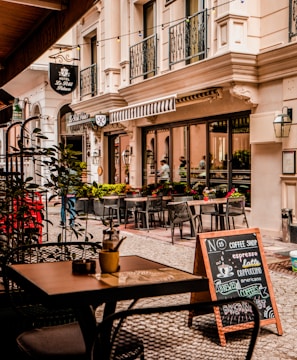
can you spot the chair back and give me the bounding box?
[125,193,143,210]
[95,297,260,360]
[167,202,192,224]
[226,196,245,216]
[146,195,163,212]
[103,196,120,207]
[3,241,102,328]
[172,195,194,202]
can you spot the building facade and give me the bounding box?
[4,0,297,238]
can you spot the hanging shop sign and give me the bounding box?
[49,63,78,95]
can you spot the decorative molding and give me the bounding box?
[146,115,157,123]
[176,88,223,106]
[229,84,258,107]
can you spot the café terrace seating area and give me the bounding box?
[0,183,253,360]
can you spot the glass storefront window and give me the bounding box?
[143,112,251,205]
[231,117,251,206]
[144,128,170,185]
[189,123,206,188]
[209,120,228,196]
[172,127,187,183]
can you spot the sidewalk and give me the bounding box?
[47,208,297,359]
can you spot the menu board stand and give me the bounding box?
[190,228,283,346]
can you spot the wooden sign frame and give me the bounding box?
[190,228,283,346]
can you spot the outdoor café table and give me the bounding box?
[6,255,208,351]
[187,198,227,235]
[124,196,172,228]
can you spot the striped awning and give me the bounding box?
[109,94,176,123]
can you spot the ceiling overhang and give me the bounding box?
[0,0,95,87]
[1,0,67,10]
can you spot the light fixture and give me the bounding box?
[146,149,154,164]
[273,106,293,138]
[122,146,132,165]
[12,98,23,121]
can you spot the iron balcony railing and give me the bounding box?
[129,34,158,82]
[80,64,97,99]
[169,9,208,68]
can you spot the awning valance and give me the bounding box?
[109,94,176,123]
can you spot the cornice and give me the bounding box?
[258,42,297,83]
[118,52,257,105]
[70,93,127,115]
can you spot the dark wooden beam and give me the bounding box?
[1,0,66,10]
[0,0,95,87]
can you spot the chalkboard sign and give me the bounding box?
[191,228,283,346]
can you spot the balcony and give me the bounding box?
[80,64,97,99]
[129,10,208,82]
[129,34,158,82]
[169,9,208,68]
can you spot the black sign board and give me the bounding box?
[191,228,283,346]
[49,63,78,95]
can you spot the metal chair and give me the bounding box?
[2,241,102,331]
[103,196,122,224]
[94,297,260,360]
[136,195,163,230]
[218,196,249,230]
[167,202,198,243]
[124,193,143,228]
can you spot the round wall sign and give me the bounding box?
[97,166,103,176]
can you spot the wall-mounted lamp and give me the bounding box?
[12,98,23,121]
[122,145,132,165]
[122,146,132,184]
[146,149,154,165]
[273,106,293,138]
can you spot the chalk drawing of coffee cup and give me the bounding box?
[217,264,233,278]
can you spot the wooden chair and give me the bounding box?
[94,297,260,360]
[167,202,199,243]
[218,196,249,230]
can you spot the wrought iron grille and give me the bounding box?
[289,0,297,40]
[129,34,158,82]
[80,64,97,99]
[169,9,208,68]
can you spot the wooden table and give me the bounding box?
[187,198,227,233]
[7,255,208,351]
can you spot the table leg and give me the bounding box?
[218,203,225,230]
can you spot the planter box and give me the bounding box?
[93,199,104,216]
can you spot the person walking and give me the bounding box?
[159,159,170,183]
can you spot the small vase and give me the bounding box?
[203,196,209,201]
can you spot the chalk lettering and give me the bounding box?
[242,258,261,268]
[229,240,246,249]
[237,267,262,277]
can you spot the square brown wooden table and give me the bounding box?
[7,255,208,349]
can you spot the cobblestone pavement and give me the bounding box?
[47,206,297,359]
